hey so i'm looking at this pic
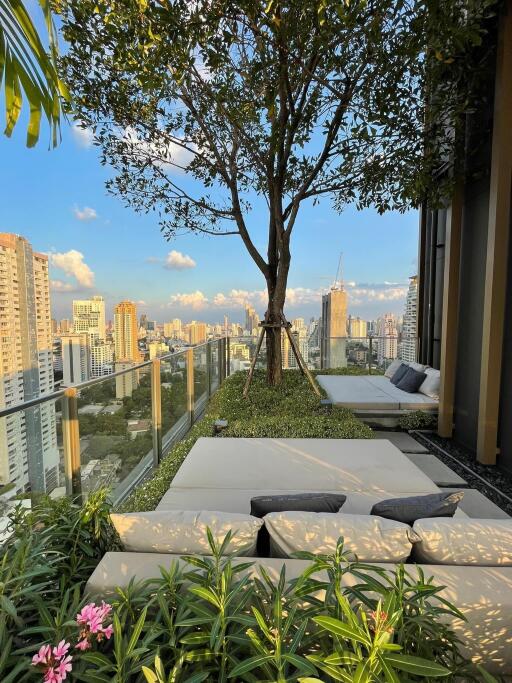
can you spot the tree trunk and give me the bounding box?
[264,271,287,386]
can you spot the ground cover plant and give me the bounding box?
[0,500,500,682]
[122,370,373,512]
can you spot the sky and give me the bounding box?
[1,11,419,326]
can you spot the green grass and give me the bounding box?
[122,370,373,512]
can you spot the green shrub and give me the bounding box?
[223,414,373,439]
[399,410,438,431]
[122,370,372,512]
[0,490,120,680]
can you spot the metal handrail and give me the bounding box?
[0,339,219,419]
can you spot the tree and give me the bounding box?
[58,0,498,384]
[1,0,68,146]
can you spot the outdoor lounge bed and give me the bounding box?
[316,374,439,411]
[88,438,512,673]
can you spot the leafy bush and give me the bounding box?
[222,414,373,439]
[7,531,493,682]
[122,370,372,512]
[399,410,438,431]
[0,490,120,681]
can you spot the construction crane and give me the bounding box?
[332,252,344,291]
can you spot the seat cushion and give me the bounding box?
[384,358,402,379]
[170,438,438,494]
[413,518,512,565]
[85,553,512,673]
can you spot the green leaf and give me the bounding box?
[189,586,221,609]
[228,654,274,677]
[383,654,451,677]
[312,616,370,647]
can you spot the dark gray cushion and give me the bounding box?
[251,493,346,556]
[390,363,409,385]
[396,366,427,393]
[371,491,464,525]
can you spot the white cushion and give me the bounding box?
[413,518,512,566]
[419,367,441,399]
[110,510,263,556]
[384,358,402,378]
[264,511,418,562]
[406,361,427,372]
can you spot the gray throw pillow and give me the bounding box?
[371,491,464,525]
[396,366,427,393]
[251,493,347,556]
[390,363,409,385]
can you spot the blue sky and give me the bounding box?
[2,106,418,327]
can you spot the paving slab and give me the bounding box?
[441,487,510,519]
[376,431,429,453]
[405,453,468,487]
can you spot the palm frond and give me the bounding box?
[0,0,69,147]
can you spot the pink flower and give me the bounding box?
[57,655,73,679]
[102,624,113,640]
[75,638,91,651]
[43,669,60,683]
[32,644,52,666]
[53,641,70,659]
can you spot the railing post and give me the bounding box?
[186,348,195,426]
[218,338,224,384]
[151,358,162,466]
[206,341,212,397]
[226,336,231,377]
[62,387,82,501]
[368,337,373,375]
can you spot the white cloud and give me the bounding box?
[71,122,94,148]
[123,126,194,172]
[50,250,95,289]
[166,281,408,314]
[136,300,147,306]
[164,250,196,270]
[169,291,208,310]
[50,279,77,293]
[73,205,97,221]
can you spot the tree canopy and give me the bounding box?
[58,0,499,382]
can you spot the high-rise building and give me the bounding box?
[0,234,59,493]
[114,301,139,362]
[320,286,348,369]
[245,305,259,334]
[164,318,183,339]
[114,301,140,398]
[148,341,169,359]
[399,276,418,363]
[73,296,106,342]
[60,318,71,334]
[61,333,90,386]
[348,315,367,339]
[90,341,114,377]
[188,322,207,345]
[376,313,398,366]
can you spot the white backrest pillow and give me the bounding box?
[264,511,418,562]
[111,510,263,556]
[413,518,512,565]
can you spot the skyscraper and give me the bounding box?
[399,275,418,363]
[188,322,207,345]
[114,301,140,398]
[376,313,398,366]
[61,333,90,386]
[245,305,259,334]
[114,301,139,362]
[320,286,348,369]
[348,315,367,339]
[73,296,106,341]
[0,234,59,493]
